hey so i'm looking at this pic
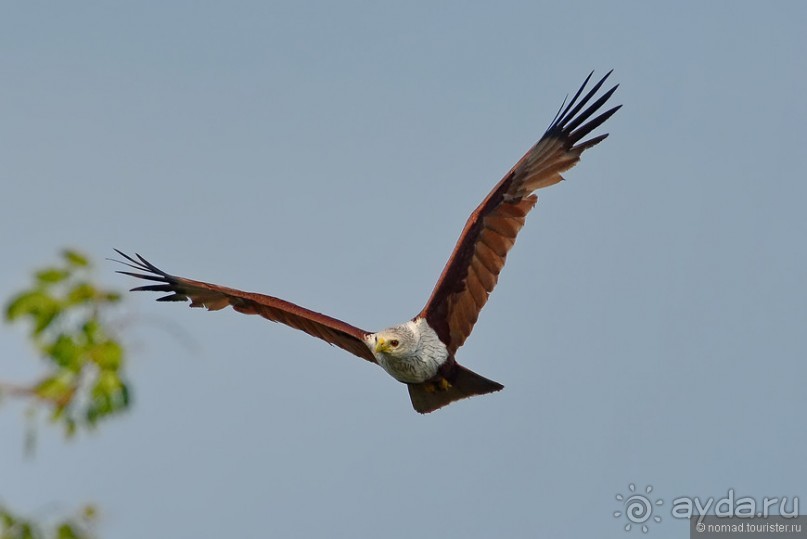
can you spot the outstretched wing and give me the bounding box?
[419,71,621,354]
[114,250,376,363]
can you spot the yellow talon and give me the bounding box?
[422,378,452,393]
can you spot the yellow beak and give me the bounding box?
[375,337,389,353]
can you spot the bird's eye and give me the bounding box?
[390,339,399,347]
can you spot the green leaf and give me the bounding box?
[62,249,89,267]
[33,305,61,336]
[47,334,81,370]
[82,319,101,345]
[34,372,75,401]
[96,369,122,394]
[85,395,108,424]
[18,521,36,539]
[5,290,58,321]
[1,511,15,528]
[35,267,70,284]
[90,340,123,370]
[57,522,80,539]
[66,282,96,305]
[5,290,63,337]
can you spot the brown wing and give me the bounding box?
[419,71,621,354]
[114,250,376,363]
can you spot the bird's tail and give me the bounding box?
[407,365,503,414]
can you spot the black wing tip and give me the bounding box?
[111,249,170,276]
[112,250,185,302]
[156,293,189,302]
[131,284,175,293]
[548,70,621,146]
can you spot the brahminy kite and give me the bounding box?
[116,71,620,413]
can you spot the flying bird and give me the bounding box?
[116,71,620,414]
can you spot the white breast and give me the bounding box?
[366,318,449,384]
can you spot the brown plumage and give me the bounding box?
[420,70,620,352]
[116,71,620,413]
[114,251,376,363]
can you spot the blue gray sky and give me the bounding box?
[2,2,805,538]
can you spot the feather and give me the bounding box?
[419,72,619,353]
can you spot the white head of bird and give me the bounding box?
[366,318,448,383]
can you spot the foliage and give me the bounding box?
[0,504,97,539]
[2,249,129,437]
